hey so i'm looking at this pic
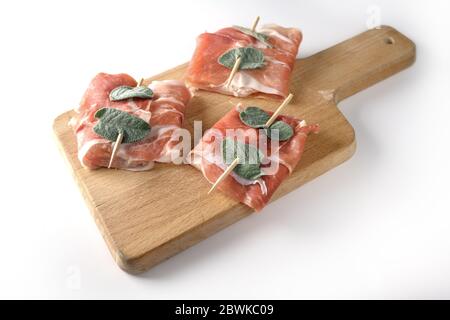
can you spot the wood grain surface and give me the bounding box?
[53,26,415,273]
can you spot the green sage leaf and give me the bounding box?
[218,47,265,70]
[264,120,294,141]
[234,164,263,181]
[232,25,273,48]
[238,106,294,141]
[109,85,153,101]
[239,106,270,128]
[93,107,150,143]
[221,138,264,180]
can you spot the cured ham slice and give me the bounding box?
[190,105,319,211]
[185,24,302,99]
[70,73,191,170]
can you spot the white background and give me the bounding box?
[0,0,449,299]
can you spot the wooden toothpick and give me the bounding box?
[107,77,144,169]
[208,158,240,194]
[108,131,123,169]
[225,16,261,87]
[251,16,260,32]
[225,56,242,87]
[265,93,294,127]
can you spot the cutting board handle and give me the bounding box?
[303,25,416,103]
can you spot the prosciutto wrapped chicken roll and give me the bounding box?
[190,105,319,211]
[186,24,302,99]
[70,73,191,171]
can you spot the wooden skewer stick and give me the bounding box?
[108,131,124,169]
[225,16,260,87]
[208,157,240,194]
[251,16,260,32]
[107,78,144,169]
[265,93,294,127]
[225,56,242,87]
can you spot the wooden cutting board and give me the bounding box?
[53,26,415,274]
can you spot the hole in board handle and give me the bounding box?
[384,37,395,45]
